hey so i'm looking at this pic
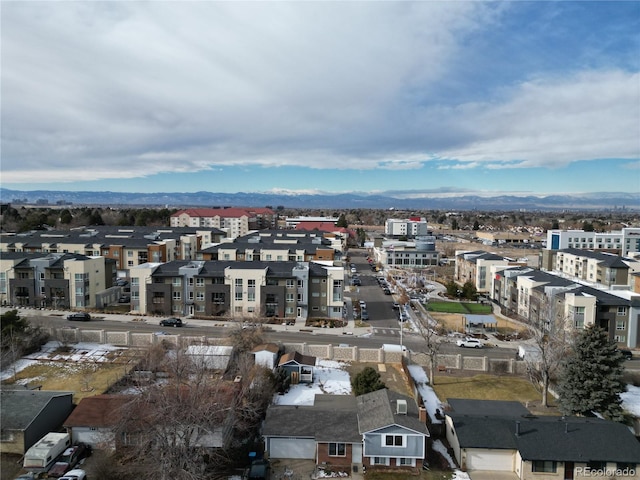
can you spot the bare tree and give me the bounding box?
[522,293,572,408]
[413,307,448,385]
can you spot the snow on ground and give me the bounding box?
[407,364,444,424]
[451,471,471,480]
[273,359,351,406]
[0,340,125,381]
[622,384,640,416]
[432,440,457,468]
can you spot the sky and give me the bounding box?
[1,1,639,197]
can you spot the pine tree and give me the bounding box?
[556,325,626,421]
[352,366,386,396]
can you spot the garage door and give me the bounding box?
[466,449,514,471]
[269,438,316,459]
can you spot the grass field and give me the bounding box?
[427,301,492,315]
[432,374,557,410]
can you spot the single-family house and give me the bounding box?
[445,399,640,478]
[262,390,430,474]
[358,389,429,472]
[251,343,281,370]
[277,351,316,384]
[0,389,74,454]
[63,394,131,449]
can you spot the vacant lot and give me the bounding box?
[432,374,558,414]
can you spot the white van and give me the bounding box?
[382,344,407,353]
[23,432,70,472]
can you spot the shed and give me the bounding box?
[251,343,280,370]
[277,351,316,384]
[185,345,234,370]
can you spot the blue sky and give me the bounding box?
[1,1,639,197]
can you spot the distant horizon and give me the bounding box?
[2,2,638,195]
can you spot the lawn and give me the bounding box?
[432,374,556,409]
[427,301,492,315]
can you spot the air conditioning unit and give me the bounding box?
[397,399,407,415]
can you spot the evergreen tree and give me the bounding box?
[352,366,386,396]
[336,213,348,228]
[556,325,626,420]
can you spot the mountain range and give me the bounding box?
[1,188,638,211]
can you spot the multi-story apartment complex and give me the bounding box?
[455,250,528,294]
[371,237,439,269]
[541,248,640,288]
[545,227,640,257]
[200,231,341,263]
[0,252,117,309]
[129,260,344,322]
[0,226,225,275]
[384,217,429,238]
[170,207,275,238]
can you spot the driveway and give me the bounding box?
[469,471,519,480]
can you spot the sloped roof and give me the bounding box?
[262,394,361,443]
[251,343,280,354]
[63,394,132,428]
[356,388,429,435]
[1,389,73,430]
[278,351,316,367]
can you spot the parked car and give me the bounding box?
[620,349,633,360]
[456,337,484,348]
[383,288,392,295]
[392,302,401,310]
[361,311,369,321]
[118,295,130,303]
[159,317,183,327]
[67,313,91,322]
[59,469,87,480]
[351,278,361,286]
[48,444,92,478]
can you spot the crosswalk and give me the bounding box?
[373,328,401,336]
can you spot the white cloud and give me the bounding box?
[1,2,638,185]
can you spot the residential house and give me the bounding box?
[262,390,429,474]
[63,394,131,449]
[358,389,429,471]
[445,399,640,478]
[0,389,74,454]
[277,351,316,384]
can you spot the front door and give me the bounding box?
[564,462,574,480]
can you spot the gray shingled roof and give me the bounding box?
[449,413,640,463]
[262,394,361,443]
[0,389,73,430]
[356,389,428,435]
[447,398,530,417]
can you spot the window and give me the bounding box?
[286,293,295,302]
[372,457,389,466]
[172,278,181,287]
[172,291,181,300]
[286,279,295,288]
[398,458,414,466]
[131,278,139,286]
[617,306,627,316]
[532,461,557,473]
[586,461,606,469]
[196,292,205,301]
[384,435,404,447]
[128,261,134,267]
[616,320,626,331]
[196,278,204,287]
[328,443,346,456]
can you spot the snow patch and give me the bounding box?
[273,359,351,406]
[407,364,444,424]
[622,384,640,417]
[432,439,457,468]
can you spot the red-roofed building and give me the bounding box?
[170,208,275,238]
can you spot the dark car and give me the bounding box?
[48,444,92,478]
[159,317,183,327]
[247,459,270,480]
[118,295,130,303]
[620,349,633,360]
[67,313,91,322]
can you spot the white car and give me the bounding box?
[59,470,86,480]
[456,337,484,348]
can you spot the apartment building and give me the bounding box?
[372,238,439,269]
[385,217,429,238]
[129,260,344,322]
[545,227,640,257]
[0,252,117,309]
[200,231,340,263]
[491,266,639,348]
[455,250,527,294]
[170,207,275,237]
[0,226,225,275]
[541,248,640,288]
